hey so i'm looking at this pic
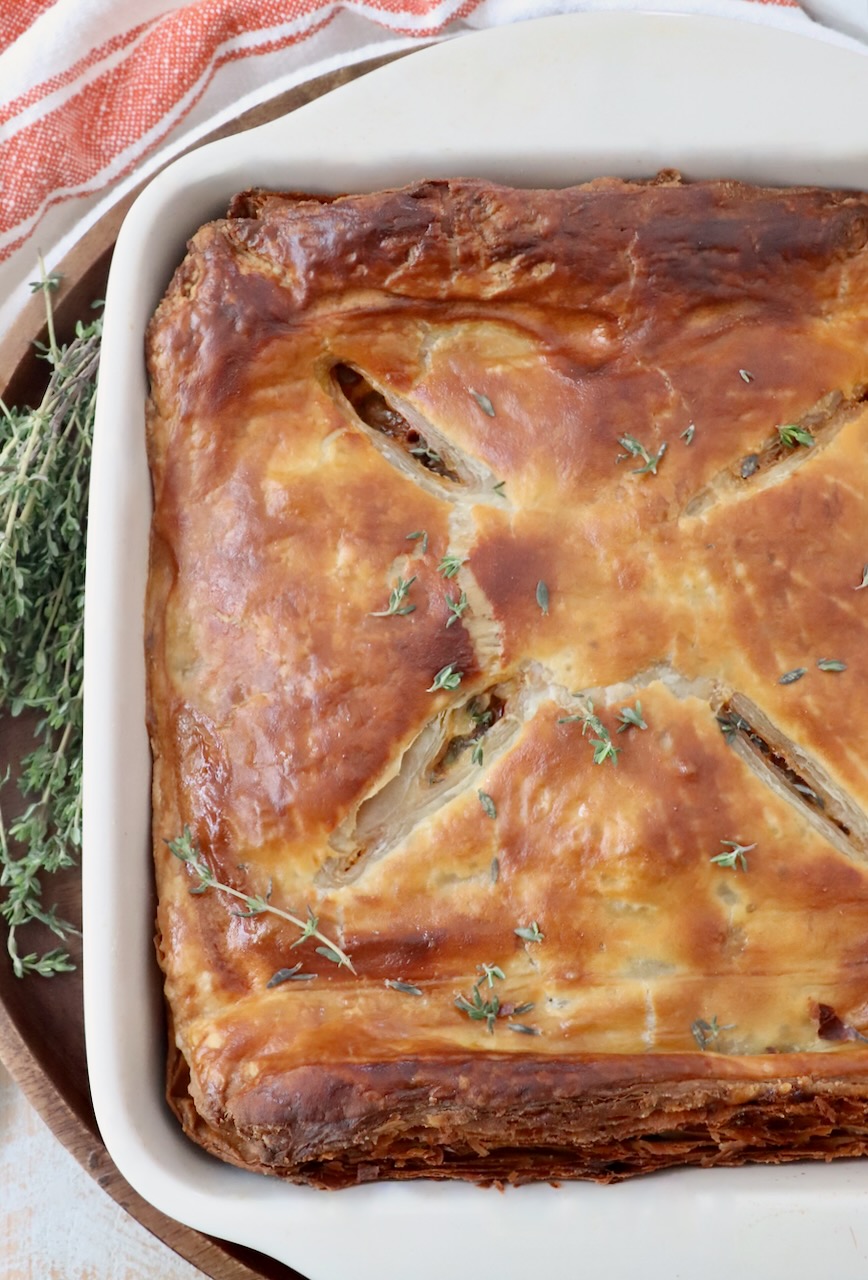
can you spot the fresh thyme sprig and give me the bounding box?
[680,424,696,445]
[536,580,549,615]
[855,565,868,591]
[0,275,101,977]
[406,530,428,555]
[369,575,416,617]
[438,553,466,579]
[616,434,667,476]
[691,1014,734,1050]
[778,424,815,449]
[710,839,754,872]
[455,962,505,1032]
[514,921,544,943]
[616,701,647,733]
[455,984,500,1033]
[817,658,847,673]
[558,697,621,766]
[167,827,355,972]
[428,664,463,692]
[445,590,469,628]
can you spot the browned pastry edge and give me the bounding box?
[166,1038,868,1188]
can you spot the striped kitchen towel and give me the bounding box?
[0,0,851,341]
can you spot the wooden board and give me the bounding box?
[0,49,417,1280]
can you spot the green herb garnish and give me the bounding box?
[478,791,497,819]
[438,553,466,579]
[428,664,463,692]
[406,530,429,554]
[492,480,507,497]
[267,964,317,987]
[817,658,847,672]
[410,443,442,465]
[738,369,753,384]
[471,743,484,766]
[514,921,544,943]
[490,856,500,884]
[0,277,101,977]
[470,389,495,417]
[855,565,868,591]
[385,978,422,996]
[710,839,754,872]
[446,590,469,628]
[369,575,416,617]
[167,827,355,972]
[680,424,696,445]
[617,434,667,476]
[477,962,505,988]
[507,1023,540,1036]
[691,1014,734,1050]
[617,701,647,733]
[778,424,815,449]
[779,667,807,685]
[455,984,500,1034]
[536,580,550,615]
[559,697,620,766]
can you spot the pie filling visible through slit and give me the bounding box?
[145,175,868,1187]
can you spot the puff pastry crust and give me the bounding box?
[146,175,868,1187]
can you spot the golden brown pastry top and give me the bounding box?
[145,176,868,1154]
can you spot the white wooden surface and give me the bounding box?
[0,1059,205,1279]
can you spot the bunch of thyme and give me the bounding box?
[0,274,101,977]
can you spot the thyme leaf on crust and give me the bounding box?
[267,964,317,987]
[438,553,466,579]
[477,962,505,987]
[779,667,807,685]
[536,580,550,615]
[428,664,463,692]
[559,697,621,766]
[855,565,868,591]
[514,921,544,943]
[691,1014,734,1050]
[406,530,428,554]
[166,828,355,972]
[817,658,847,673]
[445,590,469,628]
[385,979,422,996]
[455,985,500,1034]
[616,433,667,476]
[369,575,416,617]
[778,423,815,449]
[478,791,497,819]
[710,839,754,872]
[470,389,495,417]
[617,701,647,733]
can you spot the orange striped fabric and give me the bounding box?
[0,0,811,337]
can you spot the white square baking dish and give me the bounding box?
[83,11,868,1278]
